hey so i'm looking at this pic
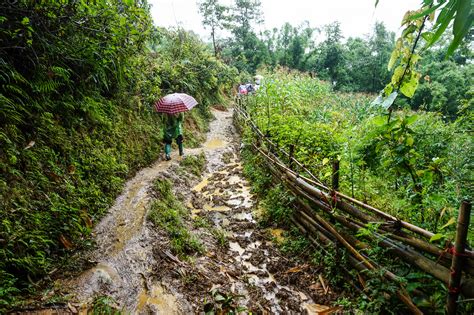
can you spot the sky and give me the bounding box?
[149,0,422,41]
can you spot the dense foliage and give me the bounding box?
[0,1,234,308]
[245,70,472,241]
[240,70,472,312]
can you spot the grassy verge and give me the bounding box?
[178,153,206,176]
[184,108,211,148]
[148,178,204,258]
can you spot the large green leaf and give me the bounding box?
[405,114,419,125]
[453,0,471,36]
[441,217,456,229]
[388,39,403,71]
[447,0,473,55]
[399,72,419,98]
[429,233,445,242]
[406,3,443,21]
[391,66,405,85]
[425,1,457,49]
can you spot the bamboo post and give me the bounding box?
[289,144,295,170]
[447,200,471,315]
[332,160,340,191]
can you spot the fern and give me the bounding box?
[51,66,71,80]
[0,94,26,124]
[32,79,62,94]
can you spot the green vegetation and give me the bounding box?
[210,228,229,248]
[91,295,122,315]
[239,70,473,312]
[203,289,246,315]
[200,1,472,119]
[377,0,473,107]
[244,70,471,240]
[179,153,207,177]
[0,1,234,307]
[193,216,213,229]
[148,178,204,257]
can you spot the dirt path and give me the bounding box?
[29,108,338,314]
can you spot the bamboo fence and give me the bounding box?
[234,100,473,314]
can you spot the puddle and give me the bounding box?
[203,203,231,212]
[89,263,121,284]
[136,284,179,314]
[229,241,245,256]
[204,138,226,149]
[243,261,261,273]
[191,208,201,218]
[248,240,262,249]
[226,198,243,206]
[233,212,254,222]
[209,212,231,227]
[192,177,209,192]
[228,175,241,185]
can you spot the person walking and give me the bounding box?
[154,93,198,161]
[163,112,184,160]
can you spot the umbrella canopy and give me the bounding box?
[155,93,198,114]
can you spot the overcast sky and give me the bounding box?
[149,0,422,41]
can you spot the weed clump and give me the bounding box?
[91,295,122,314]
[179,153,206,177]
[148,178,204,257]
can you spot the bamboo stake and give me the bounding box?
[332,160,340,191]
[447,201,471,315]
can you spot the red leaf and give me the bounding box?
[59,234,73,249]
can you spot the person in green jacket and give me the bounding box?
[162,112,184,160]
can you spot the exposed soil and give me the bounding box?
[13,108,342,314]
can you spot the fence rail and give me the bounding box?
[233,100,473,313]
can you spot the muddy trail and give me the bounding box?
[17,108,341,314]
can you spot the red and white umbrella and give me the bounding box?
[154,93,198,114]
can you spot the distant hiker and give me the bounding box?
[238,83,248,95]
[162,112,184,160]
[246,83,255,94]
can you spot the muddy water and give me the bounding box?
[29,108,335,314]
